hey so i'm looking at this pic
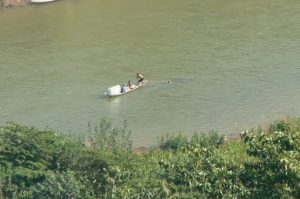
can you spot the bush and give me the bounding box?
[27,171,92,199]
[158,130,224,151]
[191,130,224,148]
[241,119,300,198]
[90,119,133,152]
[1,118,300,198]
[158,133,188,150]
[0,122,92,198]
[158,145,247,198]
[0,122,66,198]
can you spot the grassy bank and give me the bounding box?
[0,118,300,198]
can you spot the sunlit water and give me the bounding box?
[0,0,300,146]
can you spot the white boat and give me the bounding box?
[31,0,56,3]
[104,80,148,97]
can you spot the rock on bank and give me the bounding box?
[1,0,31,7]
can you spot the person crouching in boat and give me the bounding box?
[121,83,129,93]
[137,73,144,85]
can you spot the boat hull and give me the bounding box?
[31,0,56,3]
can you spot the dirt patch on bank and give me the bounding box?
[1,0,31,8]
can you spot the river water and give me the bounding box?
[0,0,300,145]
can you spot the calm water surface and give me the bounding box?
[0,0,300,145]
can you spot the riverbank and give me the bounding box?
[0,0,57,8]
[0,0,30,8]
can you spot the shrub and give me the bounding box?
[158,130,224,151]
[158,133,188,150]
[241,119,300,198]
[90,119,133,152]
[191,130,225,148]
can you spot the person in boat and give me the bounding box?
[128,80,133,89]
[121,83,129,93]
[137,73,144,85]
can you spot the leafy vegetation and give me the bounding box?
[0,118,300,198]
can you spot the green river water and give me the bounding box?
[0,0,300,145]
